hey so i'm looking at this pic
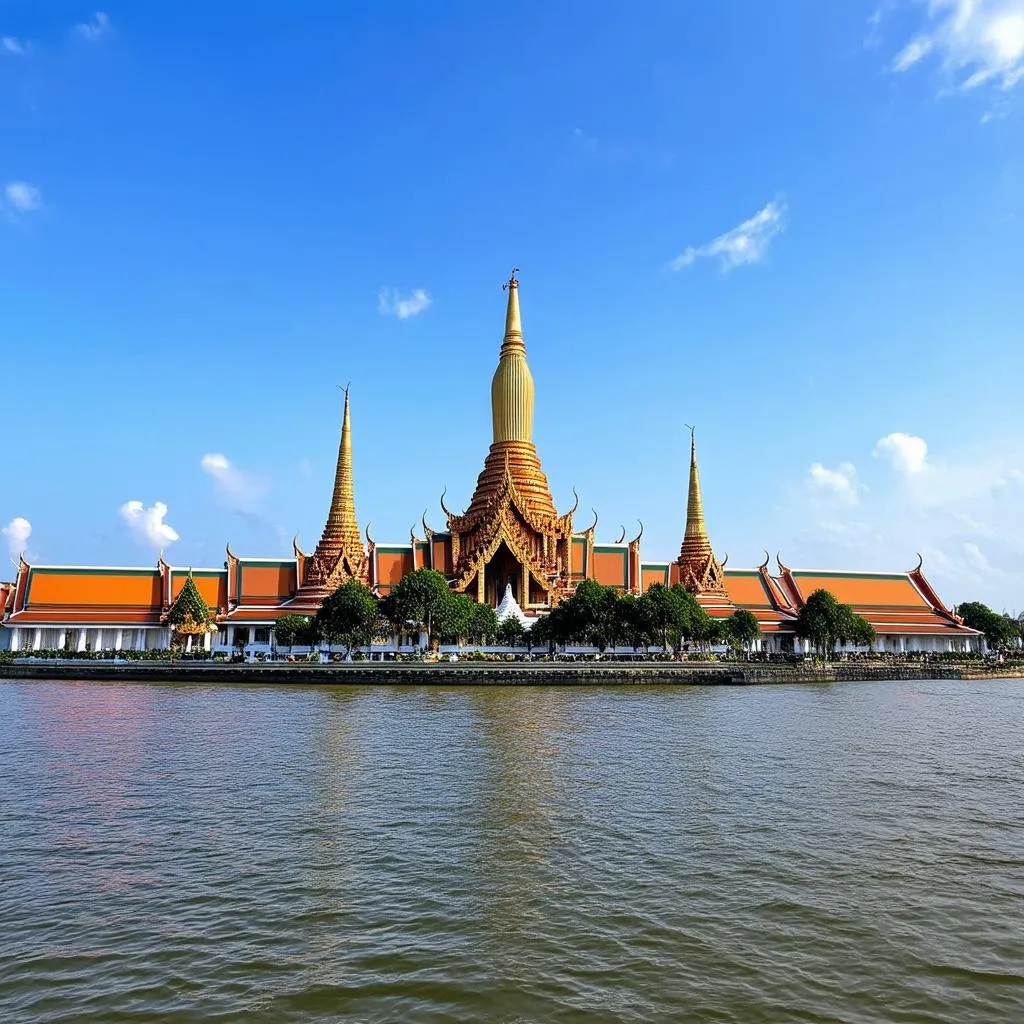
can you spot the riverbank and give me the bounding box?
[2,660,1021,685]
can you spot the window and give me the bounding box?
[254,627,270,644]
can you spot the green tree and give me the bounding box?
[496,615,526,647]
[837,605,877,650]
[435,592,475,645]
[167,573,212,629]
[675,586,718,651]
[466,602,499,645]
[274,613,311,651]
[615,592,654,650]
[391,569,452,646]
[794,589,842,658]
[958,601,1018,652]
[726,608,761,653]
[637,584,686,653]
[315,579,381,654]
[378,592,406,646]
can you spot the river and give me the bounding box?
[0,678,1021,1023]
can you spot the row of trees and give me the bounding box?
[269,570,899,660]
[272,570,766,655]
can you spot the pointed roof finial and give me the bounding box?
[683,425,705,539]
[501,267,523,351]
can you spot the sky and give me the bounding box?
[2,1,1023,610]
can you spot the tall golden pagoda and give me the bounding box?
[290,386,367,609]
[444,271,577,607]
[674,428,728,597]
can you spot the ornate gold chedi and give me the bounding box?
[292,386,368,608]
[675,428,728,596]
[445,271,575,607]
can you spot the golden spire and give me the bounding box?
[677,426,727,596]
[291,385,366,608]
[464,270,556,521]
[491,268,534,443]
[683,426,708,549]
[325,383,359,540]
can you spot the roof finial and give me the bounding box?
[502,267,520,292]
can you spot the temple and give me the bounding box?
[1,274,981,654]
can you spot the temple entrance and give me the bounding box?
[484,541,523,607]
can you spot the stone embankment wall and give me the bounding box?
[3,661,1022,685]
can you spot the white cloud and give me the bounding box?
[889,0,1024,95]
[119,501,179,548]
[670,198,787,273]
[2,516,31,557]
[201,452,264,506]
[775,432,1024,609]
[893,35,934,70]
[74,12,110,41]
[2,37,28,54]
[807,462,861,504]
[4,182,41,212]
[378,287,432,319]
[874,432,928,475]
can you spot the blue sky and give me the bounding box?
[2,1,1023,609]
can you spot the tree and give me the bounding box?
[675,586,718,651]
[378,592,405,646]
[466,602,499,645]
[837,605,876,650]
[542,579,612,650]
[794,589,875,658]
[496,615,526,647]
[167,574,212,630]
[637,584,686,653]
[958,601,1018,652]
[390,569,452,646]
[435,592,475,645]
[794,589,842,658]
[274,613,311,651]
[315,579,381,655]
[615,592,654,651]
[726,608,761,654]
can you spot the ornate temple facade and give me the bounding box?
[0,275,981,654]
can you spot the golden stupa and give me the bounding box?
[444,272,577,607]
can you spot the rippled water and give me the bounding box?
[1,679,1022,1023]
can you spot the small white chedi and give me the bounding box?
[495,583,530,627]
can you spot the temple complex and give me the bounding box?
[1,274,981,654]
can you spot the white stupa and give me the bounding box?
[495,583,530,627]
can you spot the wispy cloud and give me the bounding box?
[74,12,110,42]
[119,501,179,548]
[4,182,41,212]
[378,287,432,319]
[807,462,861,504]
[2,36,29,55]
[201,452,265,507]
[782,431,1024,608]
[888,0,1024,96]
[2,516,31,557]
[670,198,787,273]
